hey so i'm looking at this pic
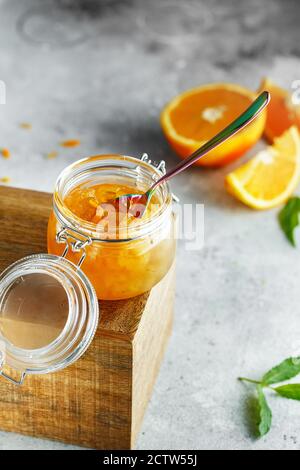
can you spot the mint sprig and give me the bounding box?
[279,197,300,246]
[239,356,300,437]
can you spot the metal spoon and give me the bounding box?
[115,91,270,218]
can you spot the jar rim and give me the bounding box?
[53,154,173,242]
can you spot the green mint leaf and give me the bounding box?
[262,357,300,385]
[278,197,300,246]
[274,384,300,400]
[257,385,272,437]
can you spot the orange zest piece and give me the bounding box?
[0,177,10,184]
[259,78,300,142]
[161,83,266,167]
[60,139,81,148]
[88,198,99,209]
[19,122,32,130]
[225,127,300,210]
[46,151,58,159]
[1,148,10,159]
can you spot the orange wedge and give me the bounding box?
[225,127,300,210]
[161,83,266,167]
[260,78,300,142]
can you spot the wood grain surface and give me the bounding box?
[0,186,175,449]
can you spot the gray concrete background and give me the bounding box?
[0,0,300,450]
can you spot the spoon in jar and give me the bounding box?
[114,91,270,218]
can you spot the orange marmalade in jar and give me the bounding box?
[47,154,176,300]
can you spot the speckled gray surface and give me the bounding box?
[1,0,300,450]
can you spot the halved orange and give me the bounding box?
[225,126,300,210]
[161,83,267,167]
[259,78,300,142]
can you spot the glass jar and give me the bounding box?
[47,154,176,300]
[0,153,176,385]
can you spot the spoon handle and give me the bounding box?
[151,91,270,191]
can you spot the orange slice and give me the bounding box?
[225,127,300,210]
[259,78,300,143]
[161,83,266,167]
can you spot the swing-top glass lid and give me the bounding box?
[0,254,99,382]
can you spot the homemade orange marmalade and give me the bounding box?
[47,155,176,300]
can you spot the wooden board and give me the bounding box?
[0,186,175,449]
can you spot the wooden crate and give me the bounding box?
[0,186,175,449]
